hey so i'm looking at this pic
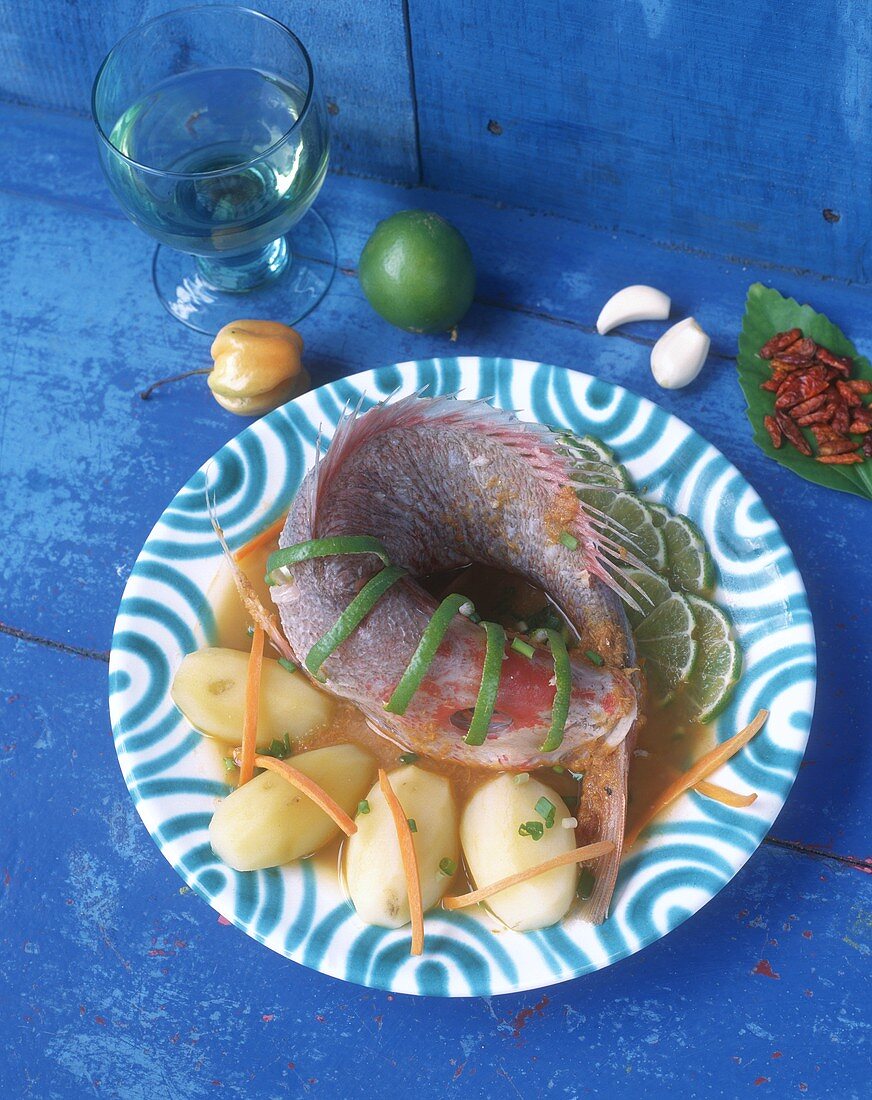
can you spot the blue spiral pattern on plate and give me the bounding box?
[108,358,816,997]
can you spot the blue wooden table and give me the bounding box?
[1,4,871,1091]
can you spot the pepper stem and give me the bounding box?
[140,368,212,400]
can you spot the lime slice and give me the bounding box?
[620,568,674,629]
[601,492,668,572]
[560,433,631,488]
[648,502,671,528]
[634,593,698,705]
[684,595,742,723]
[662,515,715,596]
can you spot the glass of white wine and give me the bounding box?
[92,5,334,335]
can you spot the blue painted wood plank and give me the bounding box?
[408,0,871,280]
[0,0,418,183]
[0,107,869,860]
[2,634,869,1098]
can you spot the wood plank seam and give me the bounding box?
[400,0,423,186]
[763,835,870,871]
[0,621,109,663]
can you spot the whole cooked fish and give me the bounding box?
[272,394,644,922]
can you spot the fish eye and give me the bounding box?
[450,708,513,735]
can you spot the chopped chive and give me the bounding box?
[407,818,417,833]
[535,796,556,828]
[439,857,457,877]
[277,658,297,674]
[559,531,579,551]
[577,868,596,900]
[552,764,565,774]
[306,565,406,681]
[518,820,544,841]
[385,593,472,715]
[222,756,236,772]
[265,536,391,585]
[539,629,571,753]
[511,637,535,659]
[357,799,370,815]
[585,649,605,667]
[399,752,418,765]
[513,772,530,786]
[465,621,506,746]
[261,733,293,760]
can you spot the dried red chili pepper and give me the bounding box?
[774,366,829,409]
[789,392,828,418]
[796,407,834,427]
[776,412,813,455]
[848,379,872,394]
[817,453,863,465]
[835,380,862,408]
[759,328,802,359]
[849,420,871,434]
[763,415,783,448]
[814,347,853,374]
[832,403,851,434]
[818,437,857,457]
[770,355,810,372]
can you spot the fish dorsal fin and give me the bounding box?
[305,392,648,604]
[312,393,567,507]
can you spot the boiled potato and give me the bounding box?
[209,744,376,871]
[461,774,576,931]
[171,647,333,748]
[344,766,459,928]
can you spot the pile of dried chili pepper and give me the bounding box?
[758,329,872,465]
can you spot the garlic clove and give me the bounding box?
[650,317,710,389]
[596,285,671,334]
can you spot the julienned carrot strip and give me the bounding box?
[695,779,758,808]
[239,626,265,785]
[234,514,287,562]
[252,756,357,836]
[624,708,769,847]
[378,768,424,956]
[443,840,615,911]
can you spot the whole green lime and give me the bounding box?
[358,210,476,334]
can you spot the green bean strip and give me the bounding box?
[266,536,390,584]
[540,628,571,753]
[464,622,507,746]
[305,565,406,681]
[384,594,472,715]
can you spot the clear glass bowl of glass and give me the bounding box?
[92,5,335,335]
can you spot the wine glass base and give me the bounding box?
[152,208,337,336]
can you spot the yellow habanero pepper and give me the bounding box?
[208,320,308,416]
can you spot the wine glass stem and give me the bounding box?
[196,237,290,292]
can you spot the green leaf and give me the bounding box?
[737,283,872,501]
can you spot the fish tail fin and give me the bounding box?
[573,741,631,924]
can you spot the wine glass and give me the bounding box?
[92,5,334,335]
